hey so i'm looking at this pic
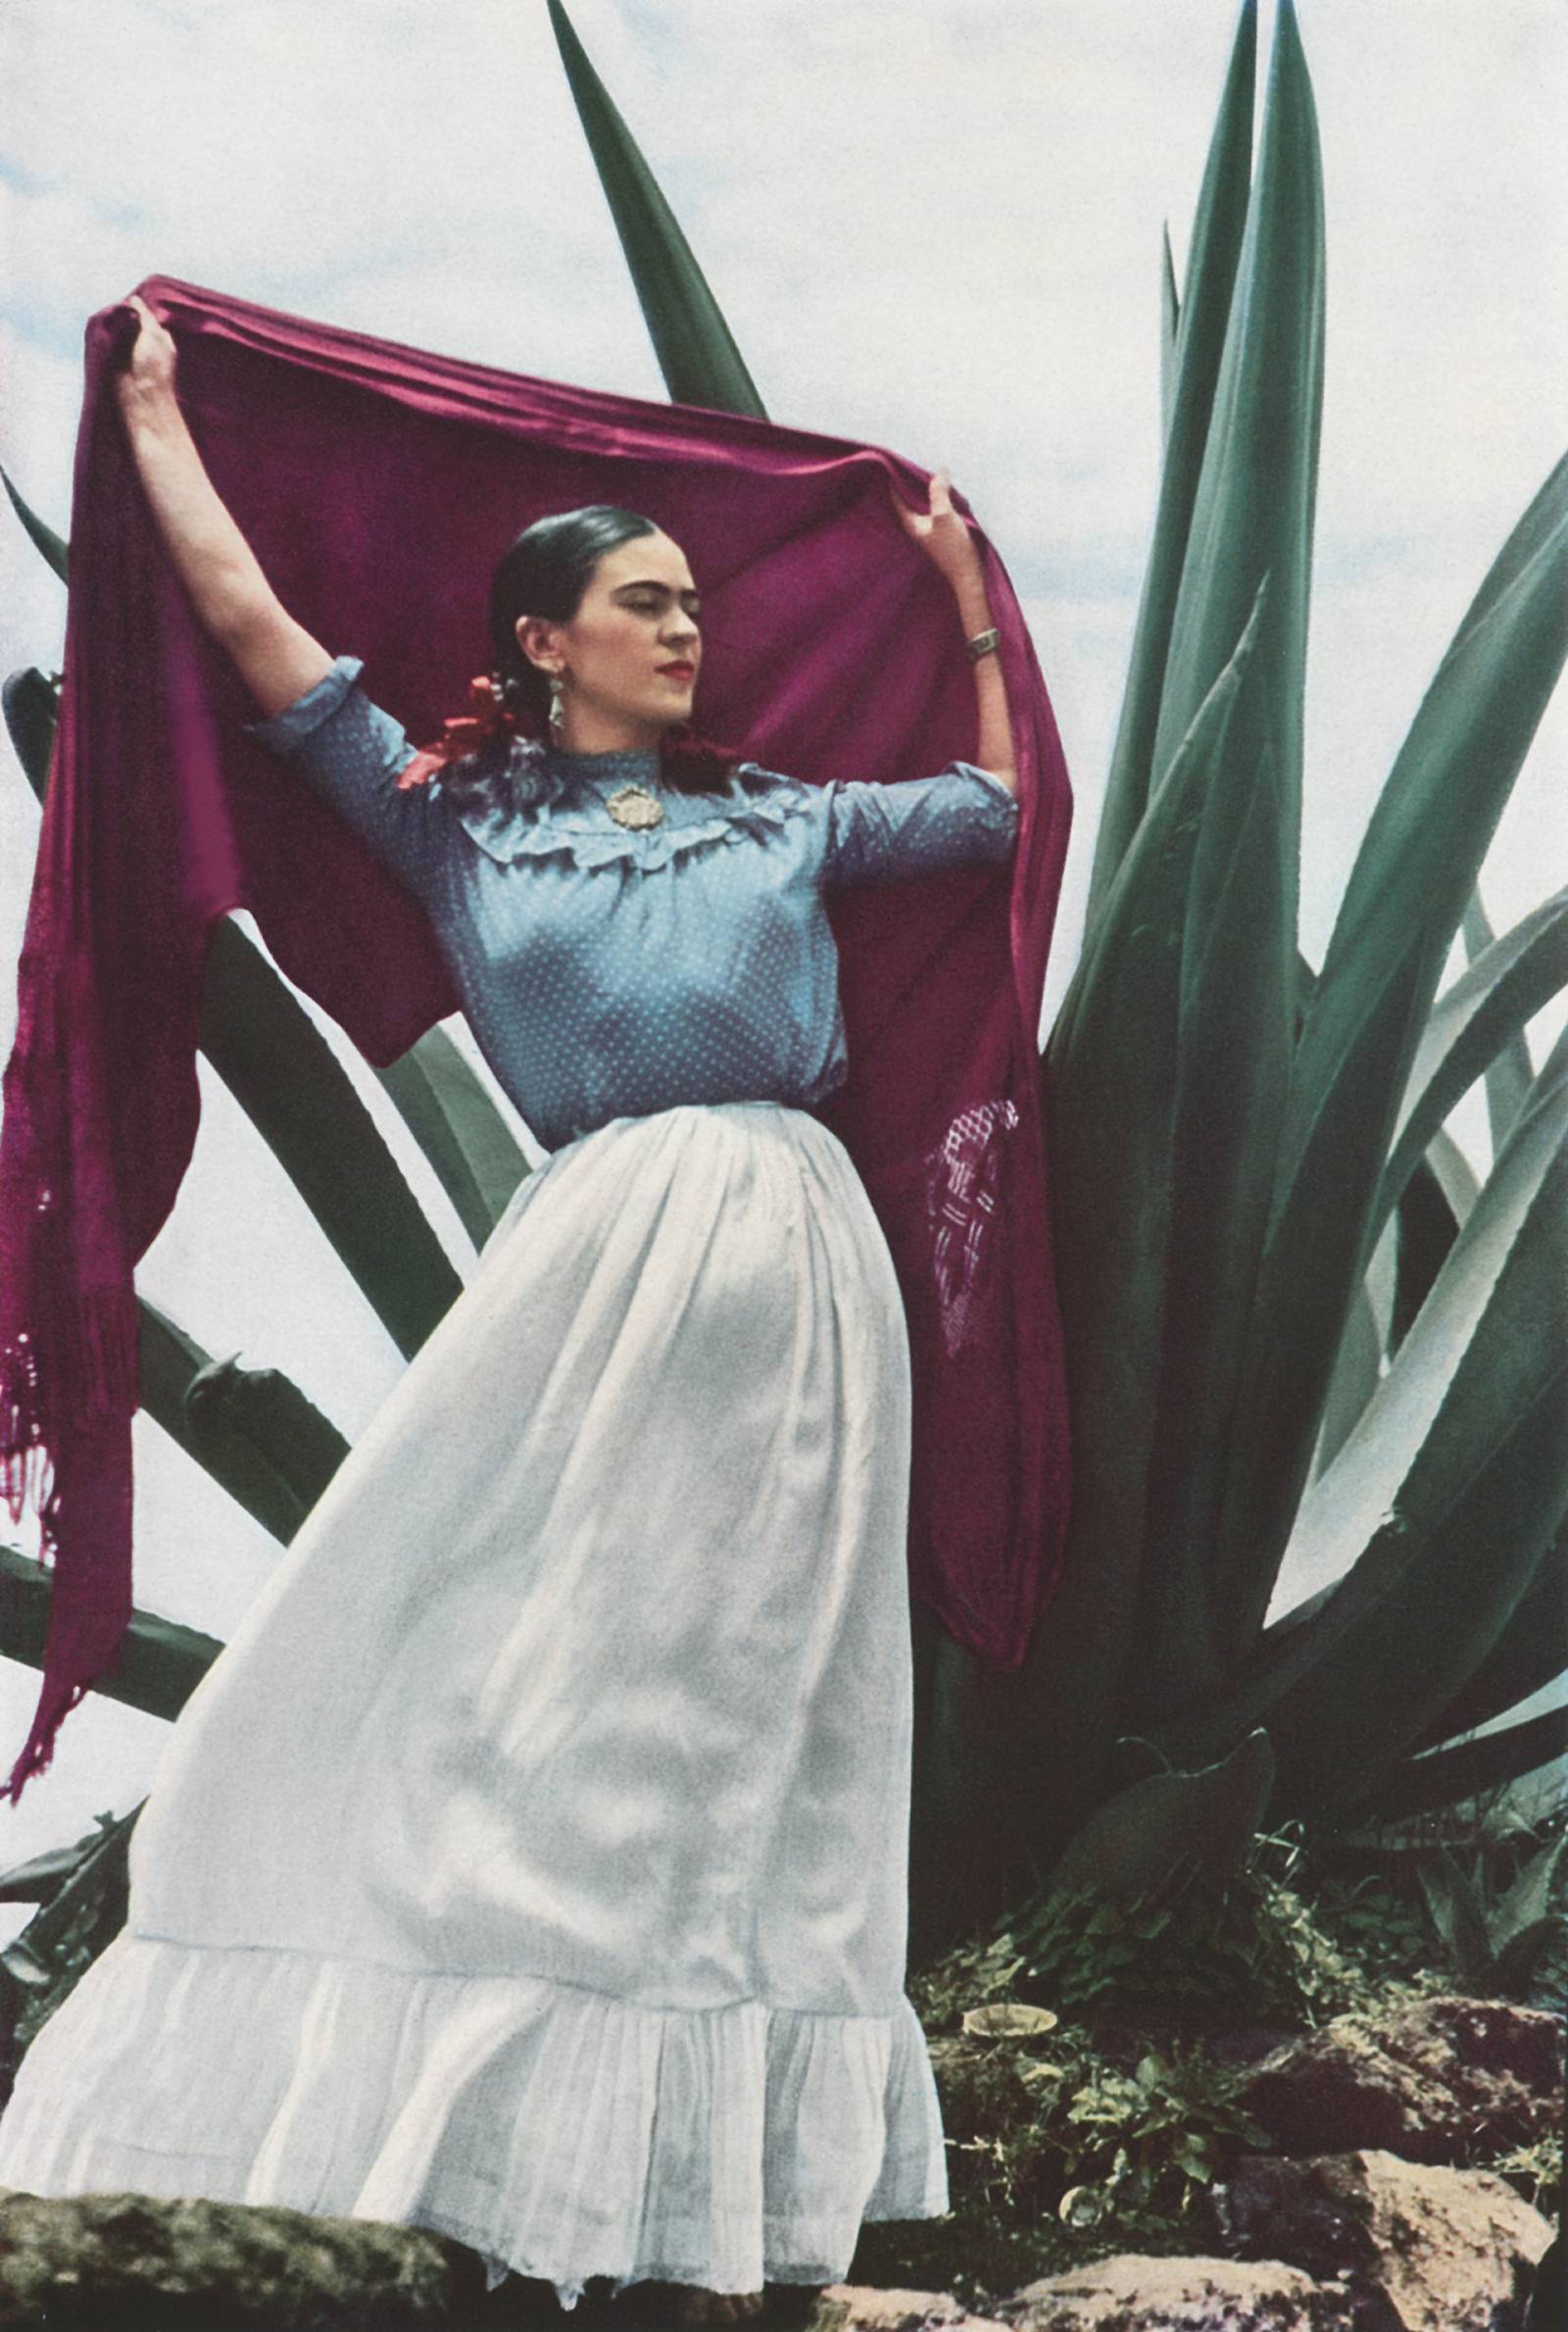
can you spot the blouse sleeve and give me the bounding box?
[815,762,1019,889]
[244,654,449,901]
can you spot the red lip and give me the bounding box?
[659,662,695,678]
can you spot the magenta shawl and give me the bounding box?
[0,274,1074,1802]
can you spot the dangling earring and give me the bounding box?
[548,670,565,744]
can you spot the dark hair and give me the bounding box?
[485,504,745,797]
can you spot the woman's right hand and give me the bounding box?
[114,293,178,426]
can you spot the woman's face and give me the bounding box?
[517,528,702,749]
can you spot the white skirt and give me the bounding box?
[0,1100,949,2307]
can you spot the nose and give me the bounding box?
[662,609,699,652]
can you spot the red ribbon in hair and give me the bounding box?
[397,672,517,789]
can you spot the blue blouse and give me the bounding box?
[247,656,1019,1154]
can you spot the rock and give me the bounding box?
[0,2187,463,2328]
[986,2253,1347,2329]
[1240,1995,1565,2162]
[1213,2148,1554,2332]
[809,2291,1011,2332]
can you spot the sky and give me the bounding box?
[0,0,1564,1899]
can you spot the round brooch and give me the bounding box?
[606,783,665,830]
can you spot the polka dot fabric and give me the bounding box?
[247,655,1019,1154]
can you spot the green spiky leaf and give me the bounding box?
[0,1545,219,1722]
[1088,0,1257,917]
[1414,1522,1567,1750]
[375,1028,528,1250]
[1462,884,1536,1155]
[1013,595,1268,1849]
[1377,884,1568,1231]
[0,464,68,583]
[1155,1039,1568,1815]
[1366,1706,1568,1823]
[1024,1729,1274,1916]
[1159,223,1180,445]
[547,0,765,418]
[138,1299,344,1545]
[1215,452,1568,1636]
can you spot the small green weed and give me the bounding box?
[1477,2126,1562,2220]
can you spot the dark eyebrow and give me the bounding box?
[613,578,702,599]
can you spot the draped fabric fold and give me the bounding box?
[0,273,1074,1802]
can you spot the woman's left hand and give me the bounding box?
[890,467,985,597]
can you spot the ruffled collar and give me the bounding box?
[434,735,813,873]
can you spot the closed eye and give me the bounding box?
[619,587,702,619]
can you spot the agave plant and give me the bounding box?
[530,0,1568,1960]
[979,0,1568,1951]
[1,0,1564,1995]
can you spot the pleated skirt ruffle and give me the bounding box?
[0,1100,950,2307]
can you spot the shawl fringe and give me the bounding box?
[1,1280,141,1802]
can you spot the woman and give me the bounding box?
[0,294,1022,2323]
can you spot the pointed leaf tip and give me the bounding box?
[547,0,766,419]
[1,466,69,584]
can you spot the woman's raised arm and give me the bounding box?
[114,293,331,719]
[890,467,1017,796]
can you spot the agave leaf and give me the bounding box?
[181,1350,349,1541]
[1127,0,1324,1685]
[1415,1857,1492,1976]
[1463,884,1535,1153]
[131,1299,210,1407]
[54,1293,343,1566]
[198,927,463,1359]
[374,1027,528,1249]
[1148,0,1321,920]
[1215,453,1568,1638]
[0,464,68,583]
[1363,1207,1398,1349]
[1131,582,1292,1711]
[1491,1829,1568,1964]
[4,1301,342,1713]
[1377,884,1568,1231]
[0,1835,94,1906]
[1423,1124,1483,1225]
[1087,0,1257,918]
[1365,1705,1568,1824]
[1,667,60,796]
[1159,223,1180,445]
[547,0,765,418]
[1310,1281,1382,1480]
[1020,1729,1274,1916]
[5,668,465,1360]
[0,1545,219,1722]
[1413,1520,1567,1750]
[1008,604,1267,1852]
[908,1601,1026,1964]
[0,1806,139,2043]
[1153,1041,1568,1814]
[138,1299,345,1545]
